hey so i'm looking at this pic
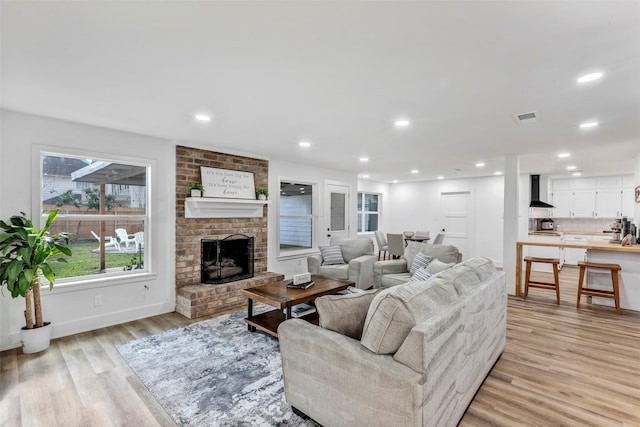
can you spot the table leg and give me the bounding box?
[247,298,256,332]
[515,243,522,297]
[285,302,292,320]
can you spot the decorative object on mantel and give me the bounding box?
[256,188,269,200]
[187,182,205,197]
[201,166,256,199]
[117,309,318,427]
[635,185,640,203]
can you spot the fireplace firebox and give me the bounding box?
[201,234,255,284]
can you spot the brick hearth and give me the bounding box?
[175,146,274,318]
[176,271,284,319]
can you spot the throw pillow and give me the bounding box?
[319,245,345,265]
[315,289,381,340]
[410,252,434,275]
[426,259,455,274]
[409,266,432,282]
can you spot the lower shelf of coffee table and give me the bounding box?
[244,309,319,338]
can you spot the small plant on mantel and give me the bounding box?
[188,183,205,197]
[256,188,269,200]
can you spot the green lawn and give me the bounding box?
[51,241,142,278]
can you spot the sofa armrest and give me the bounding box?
[347,254,376,289]
[373,259,408,287]
[307,255,322,274]
[278,319,423,426]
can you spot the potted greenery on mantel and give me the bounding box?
[188,183,205,197]
[0,209,72,353]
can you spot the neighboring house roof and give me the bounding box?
[43,157,91,177]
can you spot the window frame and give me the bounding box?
[277,178,317,259]
[357,191,382,234]
[33,145,155,288]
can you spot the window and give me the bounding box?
[279,181,314,254]
[357,192,380,233]
[40,152,149,282]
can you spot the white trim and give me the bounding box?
[43,272,157,292]
[184,197,270,218]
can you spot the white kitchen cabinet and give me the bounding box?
[551,191,572,217]
[596,176,622,189]
[572,190,596,217]
[595,189,622,218]
[621,188,635,218]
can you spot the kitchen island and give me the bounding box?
[516,240,640,311]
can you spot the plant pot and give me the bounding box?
[257,194,267,200]
[191,189,202,197]
[20,322,52,354]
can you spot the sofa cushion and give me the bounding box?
[460,256,497,281]
[319,245,345,265]
[361,278,459,354]
[330,237,374,262]
[316,289,381,340]
[404,243,460,271]
[410,253,434,275]
[318,264,349,280]
[409,267,432,282]
[437,264,482,295]
[426,259,455,274]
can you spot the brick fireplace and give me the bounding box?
[174,146,283,318]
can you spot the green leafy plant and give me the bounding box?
[85,187,117,211]
[188,183,205,192]
[256,188,269,198]
[0,210,72,329]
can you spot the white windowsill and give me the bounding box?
[41,271,158,295]
[184,197,270,218]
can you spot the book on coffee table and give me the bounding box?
[285,280,315,289]
[289,303,316,318]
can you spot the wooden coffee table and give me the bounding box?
[241,274,354,338]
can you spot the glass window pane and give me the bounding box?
[357,214,363,233]
[357,192,363,210]
[330,193,346,231]
[42,155,147,215]
[364,193,378,211]
[279,217,312,251]
[364,213,378,232]
[48,219,146,279]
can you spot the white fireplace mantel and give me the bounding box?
[184,197,270,218]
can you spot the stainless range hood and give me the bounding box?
[530,174,554,208]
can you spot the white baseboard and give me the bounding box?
[0,301,175,351]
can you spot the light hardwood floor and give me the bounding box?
[1,267,639,426]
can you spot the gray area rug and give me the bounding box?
[117,310,318,426]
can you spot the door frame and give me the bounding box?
[440,190,475,260]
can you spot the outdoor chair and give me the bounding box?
[91,230,121,251]
[115,228,137,247]
[134,231,144,249]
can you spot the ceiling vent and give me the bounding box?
[514,111,537,124]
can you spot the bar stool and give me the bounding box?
[523,256,560,304]
[577,261,622,315]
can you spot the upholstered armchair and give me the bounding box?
[307,237,376,289]
[373,242,462,288]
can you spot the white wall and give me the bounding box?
[268,159,357,278]
[636,153,640,227]
[0,110,176,350]
[382,176,505,265]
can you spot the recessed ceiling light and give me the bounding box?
[411,169,419,174]
[494,171,502,175]
[566,165,577,171]
[558,153,571,158]
[392,180,399,183]
[194,114,211,122]
[580,121,599,129]
[298,141,311,148]
[359,157,369,162]
[395,119,410,127]
[475,162,485,168]
[362,174,370,179]
[437,176,444,180]
[577,72,603,83]
[572,171,582,176]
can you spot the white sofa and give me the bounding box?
[307,237,376,289]
[279,256,506,427]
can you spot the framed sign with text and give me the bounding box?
[201,167,256,199]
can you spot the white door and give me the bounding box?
[441,191,472,260]
[324,183,350,244]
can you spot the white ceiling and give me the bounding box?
[2,1,639,183]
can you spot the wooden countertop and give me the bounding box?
[517,240,640,253]
[528,231,613,237]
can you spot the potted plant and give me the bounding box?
[0,209,72,353]
[188,183,205,197]
[256,188,269,200]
